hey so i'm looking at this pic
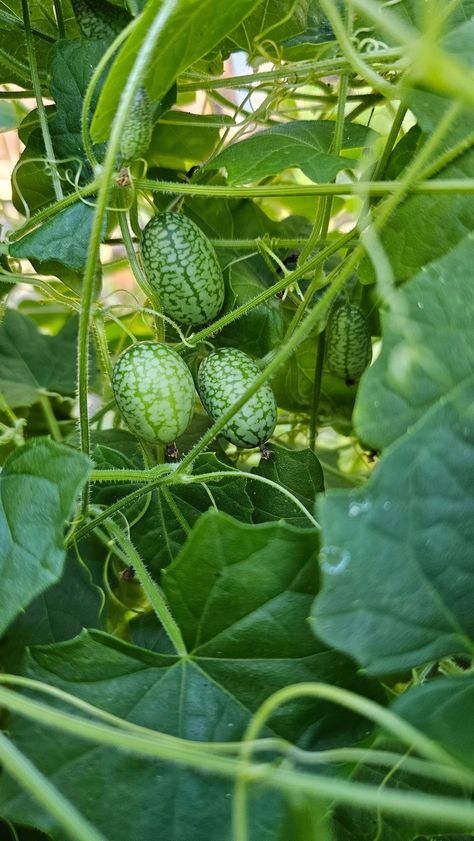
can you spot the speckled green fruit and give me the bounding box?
[120,87,153,164]
[326,303,372,382]
[112,342,195,445]
[198,348,277,448]
[71,0,129,39]
[141,212,225,326]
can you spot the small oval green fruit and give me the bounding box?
[326,303,372,382]
[71,0,130,39]
[198,348,277,448]
[141,212,225,326]
[120,87,153,164]
[112,341,195,444]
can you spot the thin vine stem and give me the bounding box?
[39,393,62,442]
[350,0,474,109]
[0,732,109,841]
[134,177,474,198]
[9,180,99,240]
[177,229,357,350]
[80,20,137,170]
[118,210,166,341]
[0,9,55,41]
[21,0,63,202]
[319,0,396,97]
[0,686,473,832]
[232,681,470,841]
[178,48,404,92]
[176,96,463,477]
[52,0,65,39]
[101,518,187,657]
[301,53,351,444]
[373,100,408,179]
[0,88,36,98]
[176,471,320,529]
[76,0,183,514]
[0,674,282,756]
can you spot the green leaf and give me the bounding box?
[251,443,324,527]
[360,22,474,284]
[0,630,281,841]
[147,112,224,170]
[271,331,357,430]
[48,38,108,173]
[355,235,474,450]
[91,0,263,141]
[10,202,106,271]
[0,4,57,87]
[391,674,474,773]
[223,0,316,54]
[0,439,90,637]
[130,454,253,571]
[204,121,375,184]
[12,125,56,215]
[216,258,287,358]
[0,514,379,840]
[0,311,80,408]
[311,376,474,675]
[0,554,103,671]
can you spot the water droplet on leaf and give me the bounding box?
[320,545,351,576]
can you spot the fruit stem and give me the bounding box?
[21,0,63,202]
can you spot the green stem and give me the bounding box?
[52,0,65,38]
[134,177,474,198]
[39,393,62,442]
[10,180,99,240]
[102,519,187,657]
[0,674,280,756]
[89,398,115,426]
[118,211,152,297]
[0,9,55,41]
[89,465,171,482]
[103,236,310,249]
[421,128,474,180]
[0,686,473,831]
[309,331,325,451]
[80,21,136,169]
[178,48,404,92]
[77,2,182,512]
[178,230,357,349]
[232,681,468,841]
[91,317,113,383]
[70,88,463,541]
[0,48,47,86]
[0,89,36,98]
[119,212,166,341]
[21,0,63,202]
[373,101,408,179]
[178,471,320,529]
[244,683,460,766]
[319,0,395,97]
[351,0,474,110]
[284,744,474,787]
[0,732,108,841]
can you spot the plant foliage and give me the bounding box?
[0,1,473,839]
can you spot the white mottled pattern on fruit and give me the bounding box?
[326,304,372,380]
[198,348,277,448]
[141,212,225,326]
[112,342,195,444]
